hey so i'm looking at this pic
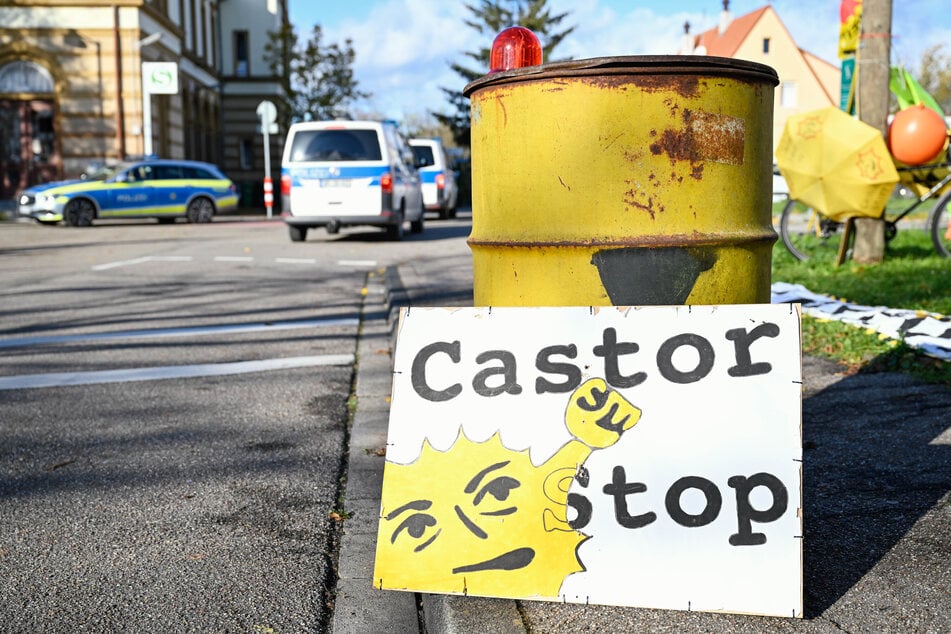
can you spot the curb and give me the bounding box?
[332,265,528,633]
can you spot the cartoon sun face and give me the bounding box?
[374,432,586,598]
[373,378,642,599]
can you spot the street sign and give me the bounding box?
[142,62,179,95]
[256,100,277,125]
[257,100,278,218]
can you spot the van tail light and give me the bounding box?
[280,174,292,195]
[436,174,445,190]
[380,171,393,194]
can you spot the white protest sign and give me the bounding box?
[373,304,802,618]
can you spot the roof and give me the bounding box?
[694,6,770,57]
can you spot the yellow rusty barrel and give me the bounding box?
[463,56,779,307]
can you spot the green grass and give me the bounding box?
[772,226,951,385]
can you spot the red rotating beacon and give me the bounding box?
[489,26,542,73]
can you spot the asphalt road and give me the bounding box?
[0,213,471,631]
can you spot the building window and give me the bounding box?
[0,61,54,93]
[234,31,249,76]
[762,38,770,54]
[781,82,797,108]
[240,138,254,170]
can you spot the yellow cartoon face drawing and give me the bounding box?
[373,378,641,599]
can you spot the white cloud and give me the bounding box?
[323,0,481,120]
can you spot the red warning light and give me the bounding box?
[489,26,542,73]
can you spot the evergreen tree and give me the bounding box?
[434,0,574,148]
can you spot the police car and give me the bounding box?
[17,159,238,226]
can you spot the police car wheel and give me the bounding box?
[186,197,215,223]
[64,199,95,227]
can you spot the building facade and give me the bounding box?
[0,0,288,206]
[680,2,840,153]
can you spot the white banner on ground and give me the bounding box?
[771,282,951,360]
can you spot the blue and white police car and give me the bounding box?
[17,159,238,226]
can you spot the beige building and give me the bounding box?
[680,2,841,152]
[0,0,288,206]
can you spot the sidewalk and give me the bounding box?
[333,251,950,633]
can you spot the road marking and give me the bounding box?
[338,260,378,267]
[92,255,379,269]
[93,255,193,270]
[0,355,355,391]
[0,317,359,350]
[92,256,152,271]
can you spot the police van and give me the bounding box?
[409,137,458,219]
[280,120,425,241]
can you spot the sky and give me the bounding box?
[287,0,950,123]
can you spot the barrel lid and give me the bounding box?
[463,55,779,97]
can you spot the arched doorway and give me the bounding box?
[0,60,59,199]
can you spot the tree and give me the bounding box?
[916,44,951,115]
[433,0,575,148]
[264,24,369,124]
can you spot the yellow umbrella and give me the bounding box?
[776,107,899,222]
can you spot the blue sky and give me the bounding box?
[287,1,950,122]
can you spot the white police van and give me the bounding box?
[409,137,458,219]
[280,120,424,241]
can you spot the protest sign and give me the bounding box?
[374,304,802,617]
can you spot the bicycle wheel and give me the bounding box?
[929,188,951,258]
[779,198,844,262]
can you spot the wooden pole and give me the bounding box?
[852,0,892,264]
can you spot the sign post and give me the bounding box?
[141,61,178,157]
[256,100,278,218]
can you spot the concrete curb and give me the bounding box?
[333,265,528,633]
[331,268,420,634]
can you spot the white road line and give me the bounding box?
[0,317,359,350]
[92,256,153,271]
[338,260,378,267]
[93,255,377,269]
[92,255,193,270]
[0,355,355,391]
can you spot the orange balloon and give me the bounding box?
[888,104,948,166]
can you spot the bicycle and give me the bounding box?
[778,161,951,262]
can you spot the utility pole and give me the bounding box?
[852,0,892,264]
